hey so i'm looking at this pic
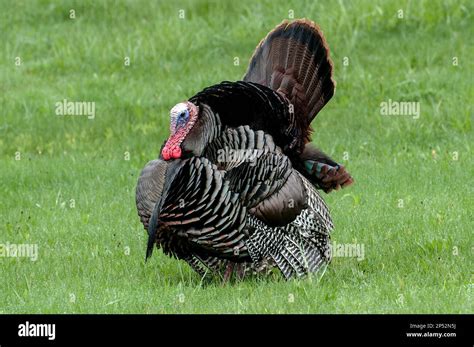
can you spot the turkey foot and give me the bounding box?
[222,263,235,284]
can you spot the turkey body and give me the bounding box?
[136,19,353,279]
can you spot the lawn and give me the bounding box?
[0,0,472,313]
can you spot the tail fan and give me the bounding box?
[243,19,335,126]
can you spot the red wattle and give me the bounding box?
[162,145,181,161]
[162,147,171,160]
[171,146,182,159]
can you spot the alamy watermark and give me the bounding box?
[0,242,38,261]
[216,148,263,166]
[380,99,420,119]
[55,99,95,119]
[325,241,365,261]
[18,321,55,340]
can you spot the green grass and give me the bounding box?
[0,0,472,313]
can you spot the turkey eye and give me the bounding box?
[178,111,188,120]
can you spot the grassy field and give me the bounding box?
[0,0,472,313]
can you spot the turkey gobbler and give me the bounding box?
[136,19,353,280]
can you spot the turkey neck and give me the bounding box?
[181,103,222,157]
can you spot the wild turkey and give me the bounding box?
[136,19,353,279]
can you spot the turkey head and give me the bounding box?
[161,101,199,160]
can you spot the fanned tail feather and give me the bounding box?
[243,19,335,128]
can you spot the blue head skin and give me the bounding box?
[175,108,189,129]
